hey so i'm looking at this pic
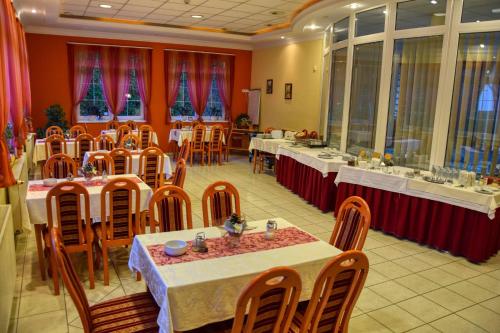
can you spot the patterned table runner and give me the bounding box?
[147,227,318,266]
[29,176,142,191]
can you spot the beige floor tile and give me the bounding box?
[370,281,417,303]
[439,262,483,279]
[18,292,65,318]
[349,314,392,333]
[458,305,500,333]
[395,274,441,294]
[356,288,392,313]
[423,288,474,312]
[398,296,450,322]
[481,296,500,315]
[468,274,500,294]
[406,325,441,332]
[392,256,434,273]
[365,268,390,287]
[430,314,486,333]
[487,269,500,280]
[391,241,430,255]
[413,251,456,267]
[364,250,388,265]
[371,261,412,279]
[17,310,68,333]
[447,281,498,303]
[368,305,424,332]
[363,237,388,250]
[417,268,462,286]
[371,245,409,260]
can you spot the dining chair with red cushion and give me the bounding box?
[139,147,165,190]
[43,153,77,179]
[148,185,192,233]
[76,133,96,166]
[331,196,371,251]
[201,181,241,227]
[49,228,159,333]
[88,152,115,175]
[109,148,132,175]
[290,250,369,333]
[44,134,67,159]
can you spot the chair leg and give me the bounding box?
[88,244,95,289]
[35,224,47,280]
[102,244,109,286]
[208,150,212,166]
[136,271,141,281]
[253,150,258,173]
[190,150,193,166]
[50,253,60,295]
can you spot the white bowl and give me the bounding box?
[43,178,57,187]
[164,240,188,257]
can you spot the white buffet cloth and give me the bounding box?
[33,138,76,163]
[276,145,347,177]
[248,138,290,154]
[101,129,159,145]
[334,165,500,219]
[82,150,172,178]
[128,218,342,333]
[168,128,225,147]
[26,174,153,228]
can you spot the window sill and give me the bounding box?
[76,120,147,124]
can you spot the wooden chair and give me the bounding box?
[138,124,154,149]
[46,125,63,137]
[222,123,233,162]
[95,134,115,151]
[290,251,369,333]
[109,148,133,175]
[166,158,187,188]
[43,153,77,179]
[116,125,131,146]
[202,181,241,227]
[75,133,95,166]
[190,124,206,166]
[191,120,201,128]
[44,134,67,159]
[331,196,371,251]
[173,120,183,129]
[105,120,119,130]
[88,152,115,175]
[125,120,138,130]
[120,134,140,150]
[49,228,159,333]
[44,182,94,294]
[148,185,192,233]
[178,138,190,161]
[139,147,165,190]
[94,178,142,285]
[69,125,86,138]
[205,125,224,166]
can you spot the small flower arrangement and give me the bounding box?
[81,163,97,178]
[224,213,246,235]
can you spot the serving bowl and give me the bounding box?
[164,240,188,257]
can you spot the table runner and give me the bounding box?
[147,227,317,266]
[276,145,346,177]
[28,176,142,191]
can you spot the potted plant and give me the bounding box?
[4,123,15,156]
[81,163,97,184]
[39,104,68,138]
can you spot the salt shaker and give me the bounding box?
[265,220,277,240]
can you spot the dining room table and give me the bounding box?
[26,174,154,280]
[33,138,76,164]
[168,127,225,147]
[128,217,342,333]
[100,129,159,145]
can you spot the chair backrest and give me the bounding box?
[46,125,63,137]
[126,120,138,130]
[191,120,201,128]
[331,196,371,251]
[100,177,142,238]
[45,135,67,158]
[208,125,224,150]
[49,228,93,332]
[178,139,190,161]
[225,123,234,145]
[149,185,192,233]
[139,125,154,149]
[88,152,115,175]
[139,147,165,190]
[116,125,132,145]
[105,120,119,130]
[191,124,206,150]
[202,181,241,227]
[120,134,139,150]
[95,134,115,151]
[298,251,369,333]
[109,148,132,175]
[231,267,302,333]
[172,158,187,188]
[76,133,95,163]
[69,125,86,138]
[173,120,183,129]
[46,181,91,247]
[43,153,77,179]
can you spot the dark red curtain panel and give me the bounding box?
[16,20,31,132]
[214,55,234,122]
[196,53,213,117]
[164,51,185,123]
[132,48,152,122]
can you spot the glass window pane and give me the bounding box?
[462,0,500,23]
[355,7,386,37]
[333,18,349,43]
[445,32,500,174]
[396,0,447,30]
[347,42,383,154]
[386,36,443,169]
[327,48,347,148]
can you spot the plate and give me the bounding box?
[318,155,334,159]
[423,176,445,184]
[475,188,493,195]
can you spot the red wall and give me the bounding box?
[26,33,252,152]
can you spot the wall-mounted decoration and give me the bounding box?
[285,83,292,100]
[266,79,273,94]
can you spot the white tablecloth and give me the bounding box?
[82,151,172,178]
[334,166,500,219]
[101,129,158,145]
[168,128,225,147]
[128,218,342,333]
[248,138,290,154]
[26,174,153,227]
[276,145,347,177]
[33,139,76,163]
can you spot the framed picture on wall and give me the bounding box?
[266,79,273,94]
[285,83,292,100]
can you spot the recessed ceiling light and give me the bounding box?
[280,36,285,39]
[31,9,37,13]
[347,3,361,9]
[99,4,113,9]
[191,15,203,19]
[304,24,322,31]
[433,13,446,16]
[480,44,485,48]
[430,0,438,4]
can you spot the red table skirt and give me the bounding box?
[335,182,500,263]
[276,155,337,213]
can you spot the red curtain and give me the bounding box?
[165,51,185,123]
[185,52,200,118]
[132,48,152,122]
[214,55,234,122]
[16,21,31,133]
[197,53,213,117]
[69,44,98,123]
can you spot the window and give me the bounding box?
[327,48,347,148]
[355,7,386,37]
[170,66,225,121]
[462,0,500,23]
[347,42,383,154]
[396,0,447,30]
[386,36,443,169]
[333,18,349,43]
[445,32,500,174]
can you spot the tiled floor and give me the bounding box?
[9,156,500,333]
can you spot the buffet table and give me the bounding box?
[248,137,290,155]
[334,166,500,262]
[276,146,346,212]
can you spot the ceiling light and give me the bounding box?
[480,44,485,48]
[347,3,361,9]
[304,24,322,31]
[280,36,285,39]
[433,12,445,16]
[99,4,113,9]
[430,0,438,4]
[383,10,388,14]
[31,9,37,13]
[191,15,203,19]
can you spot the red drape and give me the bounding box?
[165,51,185,123]
[69,44,98,123]
[197,53,213,117]
[185,52,200,118]
[132,48,152,122]
[214,55,234,122]
[16,20,30,142]
[99,47,119,119]
[115,48,132,118]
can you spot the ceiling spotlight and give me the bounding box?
[304,23,322,31]
[191,15,203,18]
[383,10,388,14]
[347,3,361,9]
[280,36,285,39]
[31,9,37,13]
[99,4,113,9]
[430,0,438,4]
[433,12,446,16]
[480,44,485,48]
